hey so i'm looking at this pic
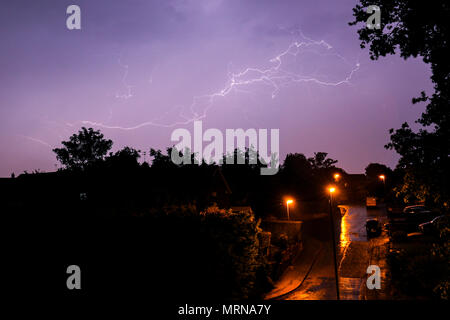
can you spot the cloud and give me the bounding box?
[169,0,224,14]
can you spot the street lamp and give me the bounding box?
[328,186,340,300]
[334,173,340,181]
[286,199,293,221]
[379,175,386,199]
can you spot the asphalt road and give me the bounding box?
[267,204,391,300]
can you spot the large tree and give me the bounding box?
[350,1,450,209]
[53,127,113,170]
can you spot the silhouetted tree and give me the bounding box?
[365,163,392,197]
[365,163,392,179]
[106,146,141,169]
[53,127,113,170]
[307,152,338,170]
[279,152,341,203]
[150,148,179,169]
[280,153,314,197]
[350,1,450,209]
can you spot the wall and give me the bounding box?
[261,220,302,243]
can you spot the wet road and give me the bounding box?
[269,204,390,300]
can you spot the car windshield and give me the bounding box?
[432,216,445,223]
[410,207,429,213]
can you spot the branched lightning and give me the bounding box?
[18,135,52,148]
[80,32,360,130]
[115,57,134,100]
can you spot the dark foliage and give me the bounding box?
[53,127,113,171]
[350,0,450,210]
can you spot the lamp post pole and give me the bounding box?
[287,203,290,221]
[286,202,290,221]
[379,175,386,199]
[379,175,385,187]
[329,189,340,300]
[286,199,293,221]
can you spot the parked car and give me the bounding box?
[366,218,381,238]
[386,218,422,235]
[385,221,413,236]
[419,215,446,235]
[403,205,432,214]
[401,205,439,227]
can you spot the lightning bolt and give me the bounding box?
[115,56,134,100]
[79,32,361,130]
[18,135,53,148]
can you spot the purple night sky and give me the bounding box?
[0,0,432,177]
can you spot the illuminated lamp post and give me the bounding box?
[286,199,294,221]
[328,187,340,300]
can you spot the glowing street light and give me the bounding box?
[327,186,339,300]
[334,173,340,181]
[379,175,386,197]
[286,199,294,221]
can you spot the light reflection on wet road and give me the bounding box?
[278,205,388,300]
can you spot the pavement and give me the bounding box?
[266,204,392,300]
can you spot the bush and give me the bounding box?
[434,280,449,300]
[387,248,441,297]
[147,205,271,299]
[273,233,289,250]
[199,206,271,299]
[387,215,449,299]
[431,215,450,299]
